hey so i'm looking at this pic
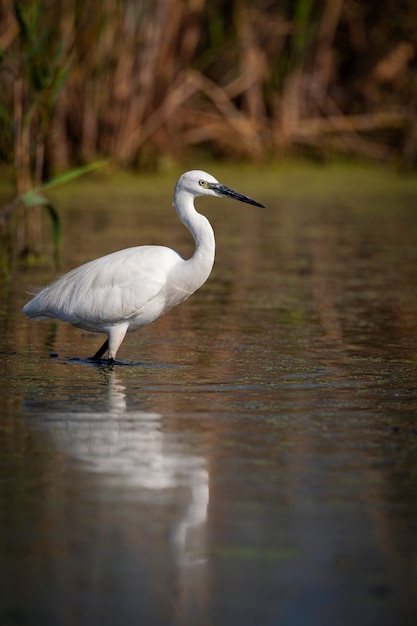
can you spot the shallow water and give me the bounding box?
[1,164,417,626]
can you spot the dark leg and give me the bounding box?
[91,339,108,362]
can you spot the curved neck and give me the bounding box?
[173,187,216,285]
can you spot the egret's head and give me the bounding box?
[176,170,265,208]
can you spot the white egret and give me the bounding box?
[23,170,264,366]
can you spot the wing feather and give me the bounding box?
[23,246,183,328]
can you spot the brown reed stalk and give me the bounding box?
[1,0,416,184]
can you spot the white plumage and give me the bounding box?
[23,170,264,366]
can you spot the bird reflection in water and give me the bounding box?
[30,373,209,566]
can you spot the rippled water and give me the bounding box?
[1,165,417,625]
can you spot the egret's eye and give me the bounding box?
[199,180,208,188]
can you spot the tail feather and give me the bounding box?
[23,299,49,320]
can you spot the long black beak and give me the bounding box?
[212,183,265,208]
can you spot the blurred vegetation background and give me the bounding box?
[0,0,416,258]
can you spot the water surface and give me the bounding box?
[1,164,417,626]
